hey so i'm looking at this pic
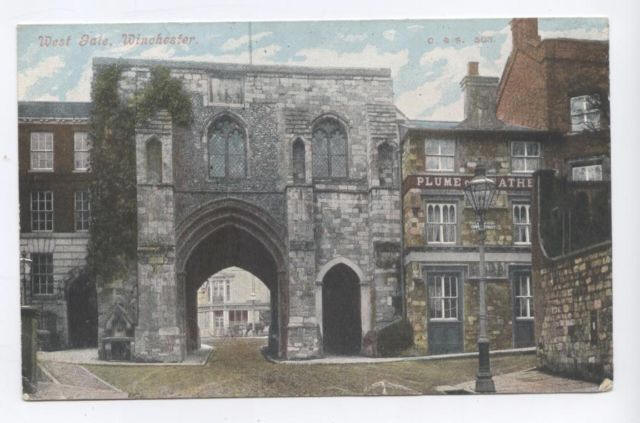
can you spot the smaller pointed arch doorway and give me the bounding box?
[322,264,362,355]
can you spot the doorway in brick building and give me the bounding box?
[67,273,98,348]
[322,264,362,355]
[512,268,535,348]
[426,271,463,355]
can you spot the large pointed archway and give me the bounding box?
[176,199,288,358]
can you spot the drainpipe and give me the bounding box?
[398,124,407,320]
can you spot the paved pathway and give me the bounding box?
[436,368,605,394]
[268,346,535,365]
[37,344,213,366]
[26,361,128,401]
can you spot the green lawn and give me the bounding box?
[85,338,535,398]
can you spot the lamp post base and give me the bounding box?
[475,341,496,393]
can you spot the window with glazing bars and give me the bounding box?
[511,141,540,173]
[572,164,603,181]
[208,117,246,178]
[570,94,601,132]
[428,274,458,320]
[312,118,347,178]
[513,204,531,244]
[31,253,54,295]
[425,139,454,171]
[514,272,533,318]
[30,132,54,171]
[73,132,91,171]
[426,203,456,243]
[74,191,90,231]
[31,191,53,232]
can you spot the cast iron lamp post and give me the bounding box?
[464,165,498,393]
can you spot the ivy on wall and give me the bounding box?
[87,64,193,284]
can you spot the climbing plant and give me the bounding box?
[87,64,193,284]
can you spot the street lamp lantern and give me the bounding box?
[464,164,497,393]
[465,167,499,218]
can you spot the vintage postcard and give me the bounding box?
[16,17,611,400]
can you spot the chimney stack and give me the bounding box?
[468,61,479,76]
[511,18,541,50]
[459,62,501,129]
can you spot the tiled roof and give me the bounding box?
[18,102,92,119]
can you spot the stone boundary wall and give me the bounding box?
[533,242,612,381]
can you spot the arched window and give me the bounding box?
[208,116,246,178]
[378,142,394,186]
[292,138,306,182]
[146,138,162,184]
[312,118,347,178]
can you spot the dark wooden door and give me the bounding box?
[427,273,463,354]
[322,264,362,355]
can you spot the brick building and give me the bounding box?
[496,18,611,381]
[401,62,546,354]
[18,101,96,350]
[93,57,402,362]
[197,267,270,338]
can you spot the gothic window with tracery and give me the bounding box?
[208,117,246,178]
[312,118,347,178]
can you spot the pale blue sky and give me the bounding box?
[17,18,608,120]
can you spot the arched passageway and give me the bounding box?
[322,264,362,355]
[183,224,285,357]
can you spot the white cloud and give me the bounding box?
[65,62,92,101]
[289,44,409,77]
[383,29,397,41]
[18,55,65,99]
[424,95,464,121]
[32,93,61,101]
[540,26,609,41]
[176,43,281,65]
[337,33,368,43]
[407,24,423,32]
[397,25,512,119]
[221,31,271,52]
[137,44,177,59]
[102,41,140,57]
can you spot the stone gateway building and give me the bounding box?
[93,57,402,362]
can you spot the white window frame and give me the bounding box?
[570,94,601,132]
[73,132,91,171]
[212,280,225,302]
[572,163,603,181]
[31,191,54,232]
[74,190,90,231]
[514,272,534,319]
[428,274,459,321]
[426,203,457,244]
[513,204,531,245]
[30,132,54,171]
[214,310,224,330]
[425,139,455,172]
[511,141,541,174]
[31,253,54,295]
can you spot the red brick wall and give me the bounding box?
[497,50,548,130]
[18,123,92,233]
[497,38,609,133]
